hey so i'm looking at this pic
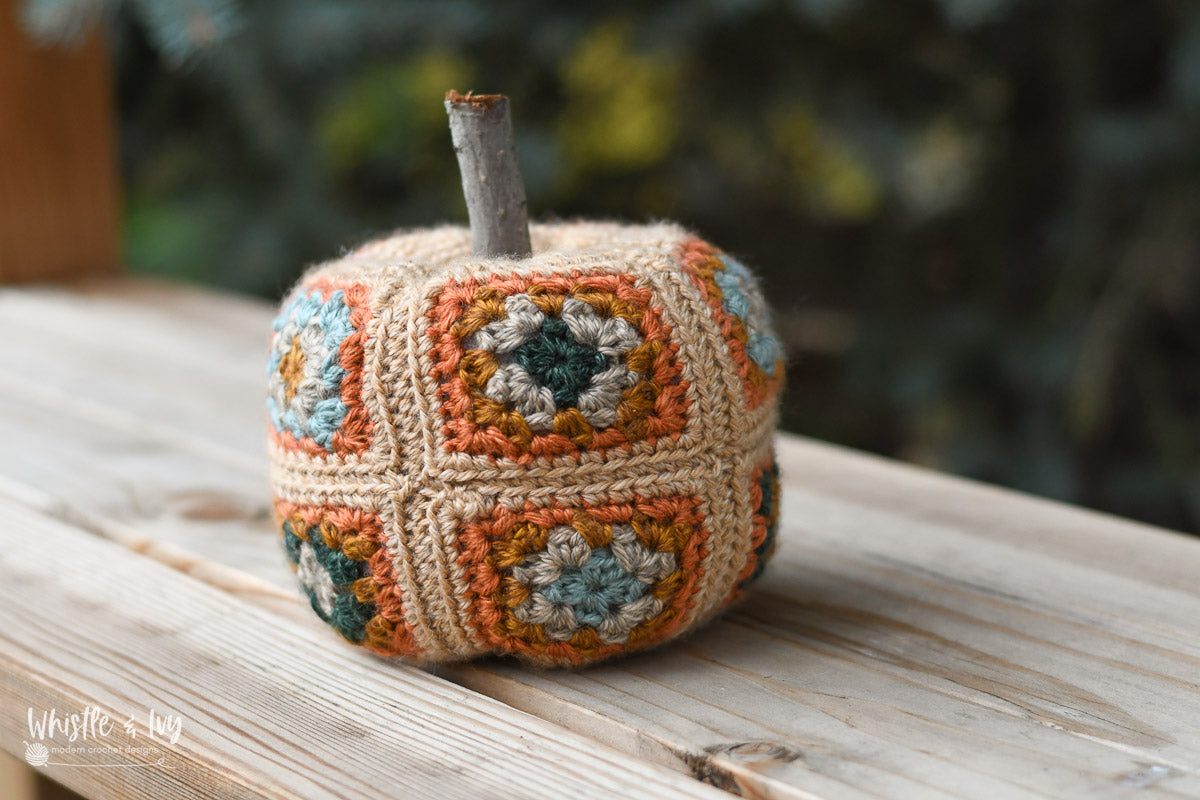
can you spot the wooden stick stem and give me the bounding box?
[444,91,532,259]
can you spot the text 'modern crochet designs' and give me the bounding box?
[267,222,783,666]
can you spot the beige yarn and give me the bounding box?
[267,221,783,666]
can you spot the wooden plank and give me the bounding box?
[0,502,730,800]
[2,280,1200,798]
[0,2,118,282]
[0,751,37,800]
[0,280,267,461]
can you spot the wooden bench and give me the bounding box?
[1,277,1198,799]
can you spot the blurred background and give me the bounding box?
[20,0,1200,534]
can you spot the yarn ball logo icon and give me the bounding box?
[24,741,49,767]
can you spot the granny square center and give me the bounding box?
[513,317,609,408]
[429,271,690,460]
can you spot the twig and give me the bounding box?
[444,90,532,259]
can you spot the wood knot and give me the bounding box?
[704,740,803,765]
[166,490,269,522]
[683,741,803,795]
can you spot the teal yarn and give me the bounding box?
[283,519,304,563]
[513,317,610,407]
[306,527,362,586]
[267,288,355,450]
[265,223,787,666]
[328,592,376,643]
[714,255,783,377]
[539,547,651,628]
[282,519,373,642]
[744,460,780,587]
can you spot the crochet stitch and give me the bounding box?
[267,221,784,666]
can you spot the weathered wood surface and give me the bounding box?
[1,279,1199,799]
[0,503,729,800]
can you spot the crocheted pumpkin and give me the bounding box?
[267,221,783,666]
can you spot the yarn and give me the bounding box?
[268,222,784,666]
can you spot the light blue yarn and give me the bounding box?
[714,255,782,377]
[747,332,783,373]
[319,290,355,350]
[541,547,649,627]
[267,289,355,450]
[267,291,326,375]
[713,259,751,320]
[305,396,349,448]
[281,291,324,330]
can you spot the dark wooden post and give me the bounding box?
[0,0,119,282]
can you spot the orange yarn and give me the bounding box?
[428,270,689,463]
[267,277,374,458]
[275,499,421,658]
[267,222,783,666]
[457,496,708,665]
[678,238,785,410]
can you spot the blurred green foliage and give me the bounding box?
[23,0,1200,533]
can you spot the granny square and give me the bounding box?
[268,222,784,665]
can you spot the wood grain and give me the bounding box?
[0,502,729,800]
[1,280,1199,799]
[0,4,118,282]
